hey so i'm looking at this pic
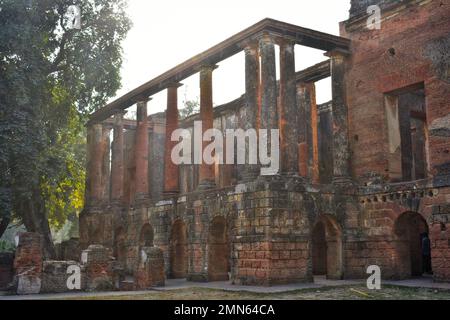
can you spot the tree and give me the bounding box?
[179,98,200,119]
[0,0,131,257]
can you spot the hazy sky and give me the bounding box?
[112,0,351,117]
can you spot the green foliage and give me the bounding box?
[0,240,15,253]
[0,0,131,236]
[179,98,200,119]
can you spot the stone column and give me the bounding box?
[164,83,182,194]
[198,65,217,189]
[328,50,351,184]
[259,34,279,175]
[298,82,319,183]
[101,126,111,202]
[240,42,260,182]
[85,126,93,205]
[279,39,299,175]
[135,98,150,202]
[111,112,125,204]
[89,123,104,205]
[296,83,307,178]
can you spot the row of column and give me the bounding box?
[87,35,352,206]
[242,34,351,183]
[240,35,299,180]
[86,70,214,205]
[297,50,351,184]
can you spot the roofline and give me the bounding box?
[88,18,349,125]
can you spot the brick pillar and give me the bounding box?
[259,35,279,175]
[135,246,165,289]
[135,98,150,202]
[89,123,104,204]
[111,112,125,204]
[297,83,307,178]
[81,245,114,291]
[14,233,43,295]
[327,50,351,184]
[240,42,261,182]
[164,83,182,194]
[198,65,217,189]
[298,82,319,183]
[101,126,111,202]
[279,39,298,175]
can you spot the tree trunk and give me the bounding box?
[19,189,56,259]
[0,215,10,239]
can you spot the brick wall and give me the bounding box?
[341,0,450,181]
[41,261,85,293]
[78,0,450,287]
[13,233,43,294]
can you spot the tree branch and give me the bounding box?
[47,4,74,74]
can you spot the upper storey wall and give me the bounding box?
[341,0,450,183]
[349,0,398,18]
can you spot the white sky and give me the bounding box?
[112,0,351,117]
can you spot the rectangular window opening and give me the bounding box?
[385,83,427,182]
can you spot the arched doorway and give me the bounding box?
[170,220,188,278]
[311,215,343,279]
[113,227,126,266]
[312,221,327,275]
[394,212,430,277]
[208,216,230,281]
[139,224,154,247]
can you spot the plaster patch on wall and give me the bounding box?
[430,113,450,137]
[424,34,450,83]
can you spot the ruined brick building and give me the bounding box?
[80,0,450,286]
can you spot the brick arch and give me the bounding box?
[311,214,343,279]
[139,223,154,247]
[378,201,430,232]
[393,211,430,278]
[394,211,429,237]
[169,219,188,279]
[113,227,127,265]
[208,215,230,281]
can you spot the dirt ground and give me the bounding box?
[68,285,450,300]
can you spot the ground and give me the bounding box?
[2,277,450,300]
[59,285,450,300]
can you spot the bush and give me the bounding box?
[0,240,15,253]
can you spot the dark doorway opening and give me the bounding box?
[395,212,430,277]
[139,224,154,247]
[312,221,327,275]
[311,215,343,279]
[208,216,230,281]
[170,220,188,279]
